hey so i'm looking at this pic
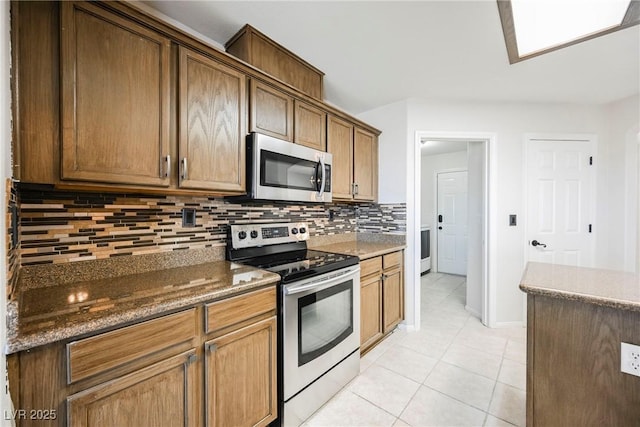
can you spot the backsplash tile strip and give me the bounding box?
[16,185,406,267]
[7,180,19,299]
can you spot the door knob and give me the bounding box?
[531,240,547,248]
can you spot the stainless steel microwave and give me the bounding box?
[246,132,332,203]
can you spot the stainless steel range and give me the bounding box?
[227,222,360,426]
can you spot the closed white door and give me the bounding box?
[526,138,595,266]
[437,171,468,275]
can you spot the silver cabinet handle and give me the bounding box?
[352,182,357,196]
[355,183,359,195]
[181,158,188,180]
[165,155,171,178]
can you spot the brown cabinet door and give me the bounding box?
[67,350,198,427]
[382,267,403,334]
[205,317,277,427]
[360,274,383,353]
[60,1,171,187]
[179,47,247,192]
[327,115,354,200]
[353,127,377,201]
[250,80,293,141]
[294,100,326,151]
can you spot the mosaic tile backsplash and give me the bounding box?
[17,186,406,266]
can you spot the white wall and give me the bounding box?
[420,150,467,272]
[362,96,639,326]
[1,0,13,421]
[601,95,640,272]
[466,142,486,318]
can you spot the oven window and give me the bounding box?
[261,150,318,191]
[298,280,353,366]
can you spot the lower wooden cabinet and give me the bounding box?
[67,350,199,427]
[8,286,277,427]
[205,317,277,427]
[360,274,383,350]
[360,251,404,354]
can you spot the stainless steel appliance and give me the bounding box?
[246,132,332,203]
[227,222,360,427]
[421,225,431,274]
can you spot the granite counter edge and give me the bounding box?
[519,283,640,313]
[7,274,280,354]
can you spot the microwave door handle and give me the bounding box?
[317,157,326,196]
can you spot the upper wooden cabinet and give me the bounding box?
[13,1,380,196]
[178,47,246,192]
[353,127,378,201]
[328,116,378,202]
[60,1,171,187]
[249,80,294,141]
[294,100,327,151]
[327,115,354,200]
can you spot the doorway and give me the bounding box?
[415,132,495,327]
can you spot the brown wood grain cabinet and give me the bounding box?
[60,1,171,187]
[294,100,327,151]
[179,46,247,192]
[8,286,278,427]
[327,115,354,200]
[360,273,383,352]
[526,294,640,426]
[360,251,404,354]
[67,350,199,427]
[204,317,277,427]
[353,128,378,202]
[249,80,294,142]
[328,115,378,202]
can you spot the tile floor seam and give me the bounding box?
[421,381,496,414]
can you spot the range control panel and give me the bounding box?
[230,222,309,249]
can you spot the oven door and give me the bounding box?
[251,132,332,203]
[282,265,360,400]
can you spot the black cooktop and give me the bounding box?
[239,249,359,284]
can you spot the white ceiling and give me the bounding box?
[140,1,640,116]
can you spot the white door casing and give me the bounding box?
[437,171,468,275]
[526,137,596,266]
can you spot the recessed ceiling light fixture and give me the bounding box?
[497,0,640,63]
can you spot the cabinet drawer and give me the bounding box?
[361,256,382,278]
[205,286,276,334]
[67,308,197,384]
[383,251,402,270]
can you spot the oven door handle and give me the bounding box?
[284,266,360,295]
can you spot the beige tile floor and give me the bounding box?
[304,272,527,427]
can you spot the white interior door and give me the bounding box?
[437,171,468,275]
[526,138,595,266]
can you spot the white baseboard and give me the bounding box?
[465,305,482,319]
[491,320,525,328]
[397,322,418,332]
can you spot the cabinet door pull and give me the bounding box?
[164,155,171,178]
[186,353,198,365]
[206,343,217,352]
[181,158,188,180]
[355,183,359,195]
[351,182,357,196]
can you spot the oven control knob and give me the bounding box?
[250,230,258,239]
[291,228,298,235]
[299,227,307,234]
[238,231,247,240]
